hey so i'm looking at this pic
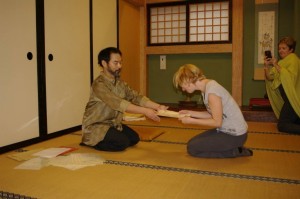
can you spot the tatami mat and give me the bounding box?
[127,120,300,152]
[1,120,299,199]
[148,129,300,151]
[1,161,299,199]
[97,141,300,180]
[247,121,279,133]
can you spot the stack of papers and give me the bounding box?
[14,147,105,171]
[123,113,146,121]
[157,110,190,118]
[48,153,105,170]
[14,157,49,170]
[7,148,44,161]
[32,147,76,158]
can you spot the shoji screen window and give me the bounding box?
[189,1,230,42]
[147,1,231,46]
[148,4,186,45]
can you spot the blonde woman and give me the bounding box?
[173,64,252,158]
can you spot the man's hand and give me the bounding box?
[144,108,160,122]
[156,104,169,111]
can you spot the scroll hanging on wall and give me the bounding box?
[258,11,275,64]
[253,3,278,80]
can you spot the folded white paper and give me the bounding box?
[157,110,190,118]
[123,113,146,121]
[32,148,73,158]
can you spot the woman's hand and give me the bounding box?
[178,115,193,124]
[178,110,192,117]
[264,57,277,80]
[264,56,273,67]
[179,109,190,114]
[273,59,281,72]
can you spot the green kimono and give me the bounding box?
[265,53,300,119]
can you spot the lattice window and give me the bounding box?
[189,2,230,42]
[147,0,231,46]
[150,5,186,44]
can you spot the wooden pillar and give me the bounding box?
[232,0,243,105]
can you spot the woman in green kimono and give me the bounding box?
[264,36,300,133]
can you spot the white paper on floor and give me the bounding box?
[14,153,105,171]
[48,153,105,170]
[14,157,49,170]
[32,147,74,158]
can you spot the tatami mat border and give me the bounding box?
[126,124,300,136]
[125,124,204,130]
[248,131,300,136]
[71,128,300,153]
[0,191,37,199]
[69,133,300,154]
[250,147,300,154]
[151,140,300,154]
[152,140,186,145]
[105,160,300,185]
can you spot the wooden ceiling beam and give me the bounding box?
[123,0,144,7]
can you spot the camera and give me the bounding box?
[264,50,272,59]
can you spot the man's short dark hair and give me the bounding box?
[98,47,122,67]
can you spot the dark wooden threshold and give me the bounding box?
[0,126,81,154]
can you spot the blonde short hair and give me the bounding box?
[173,64,206,89]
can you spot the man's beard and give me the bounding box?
[108,67,121,85]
